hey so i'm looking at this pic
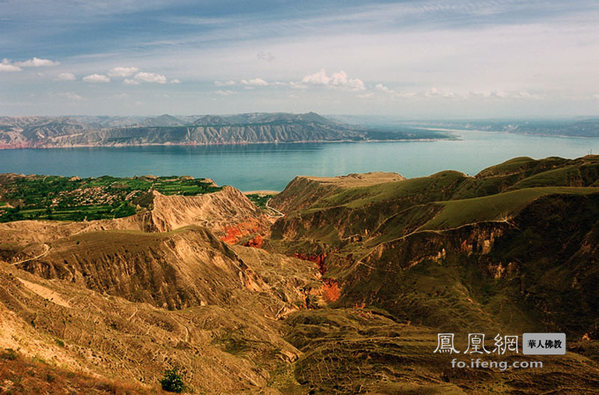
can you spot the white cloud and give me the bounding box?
[468,89,541,100]
[214,80,236,86]
[134,71,166,84]
[58,92,84,101]
[109,67,169,84]
[170,79,181,84]
[375,83,395,94]
[302,69,330,85]
[289,81,308,89]
[108,66,139,77]
[425,87,458,98]
[16,57,60,67]
[83,73,110,83]
[215,89,235,96]
[214,78,270,87]
[514,91,542,99]
[0,59,21,72]
[240,78,268,86]
[481,90,508,99]
[56,72,76,81]
[301,69,365,91]
[330,70,365,91]
[330,71,347,86]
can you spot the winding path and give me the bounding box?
[265,198,284,218]
[10,243,51,265]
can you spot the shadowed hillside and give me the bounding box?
[268,156,599,334]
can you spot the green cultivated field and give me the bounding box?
[0,175,221,222]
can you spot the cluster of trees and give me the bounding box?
[0,207,24,222]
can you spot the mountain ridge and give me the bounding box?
[0,112,448,149]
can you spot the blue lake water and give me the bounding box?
[0,130,597,191]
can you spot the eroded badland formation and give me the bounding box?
[1,155,599,393]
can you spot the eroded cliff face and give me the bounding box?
[17,227,249,309]
[269,176,340,213]
[0,259,315,393]
[0,185,284,310]
[146,186,267,232]
[0,113,369,149]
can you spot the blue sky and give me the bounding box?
[1,0,598,117]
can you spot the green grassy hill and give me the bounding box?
[270,155,599,246]
[268,155,599,337]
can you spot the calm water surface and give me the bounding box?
[0,130,597,191]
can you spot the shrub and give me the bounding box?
[1,348,18,360]
[159,367,185,393]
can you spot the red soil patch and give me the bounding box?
[292,252,328,275]
[245,234,263,248]
[221,219,262,244]
[221,226,244,244]
[322,279,341,302]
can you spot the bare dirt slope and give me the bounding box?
[0,255,317,393]
[0,185,319,393]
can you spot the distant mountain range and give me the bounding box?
[405,118,599,137]
[0,112,447,149]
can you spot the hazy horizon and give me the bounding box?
[2,113,599,122]
[1,0,599,118]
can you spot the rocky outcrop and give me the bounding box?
[145,186,264,232]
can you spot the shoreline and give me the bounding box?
[243,190,279,195]
[413,126,595,139]
[0,137,454,151]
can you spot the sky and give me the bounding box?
[1,0,598,118]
